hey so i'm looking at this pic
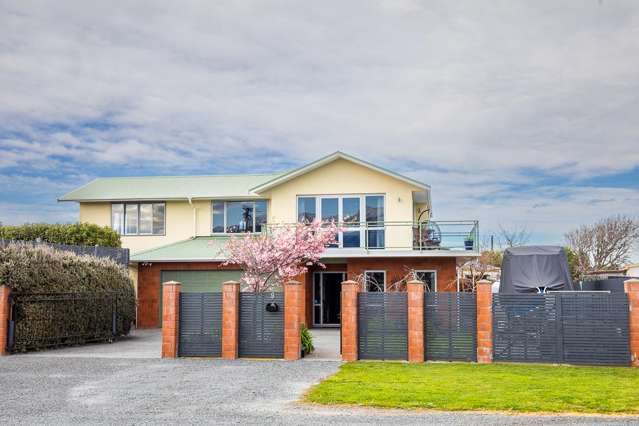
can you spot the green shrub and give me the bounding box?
[0,223,121,248]
[0,243,135,352]
[301,324,314,355]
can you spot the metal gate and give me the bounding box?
[425,292,476,361]
[178,292,222,357]
[239,293,284,358]
[493,293,630,365]
[358,293,407,360]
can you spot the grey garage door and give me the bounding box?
[160,270,241,320]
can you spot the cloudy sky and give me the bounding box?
[1,1,638,255]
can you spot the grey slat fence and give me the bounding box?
[178,292,222,357]
[493,293,630,365]
[239,293,284,358]
[0,239,129,268]
[425,292,477,361]
[358,292,407,360]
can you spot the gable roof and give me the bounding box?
[59,151,430,202]
[250,151,430,193]
[59,173,283,202]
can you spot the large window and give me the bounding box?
[111,202,165,235]
[415,270,437,292]
[212,200,267,233]
[296,195,384,248]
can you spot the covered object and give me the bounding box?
[500,246,574,294]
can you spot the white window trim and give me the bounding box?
[415,269,437,292]
[364,270,386,292]
[111,202,166,236]
[211,200,268,235]
[296,194,386,249]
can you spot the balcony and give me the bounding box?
[264,220,479,256]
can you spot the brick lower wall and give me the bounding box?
[139,257,460,329]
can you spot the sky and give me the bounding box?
[0,1,638,258]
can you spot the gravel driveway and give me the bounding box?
[1,333,637,425]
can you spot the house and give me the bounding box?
[59,151,480,328]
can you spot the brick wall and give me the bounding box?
[346,257,458,292]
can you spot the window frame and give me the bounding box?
[414,269,437,292]
[364,270,386,292]
[110,201,166,236]
[211,200,268,235]
[295,194,386,249]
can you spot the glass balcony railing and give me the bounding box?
[264,220,479,253]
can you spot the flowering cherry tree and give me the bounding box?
[223,221,339,292]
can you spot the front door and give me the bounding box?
[313,272,345,327]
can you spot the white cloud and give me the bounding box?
[1,1,638,259]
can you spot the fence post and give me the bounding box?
[284,280,303,360]
[161,281,181,358]
[407,279,425,363]
[625,279,639,367]
[0,285,10,356]
[476,280,493,364]
[341,280,360,361]
[222,280,240,360]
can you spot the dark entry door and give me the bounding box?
[313,272,345,327]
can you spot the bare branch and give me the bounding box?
[498,224,531,248]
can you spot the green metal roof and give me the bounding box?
[59,173,284,202]
[130,236,231,262]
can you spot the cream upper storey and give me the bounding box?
[71,152,431,255]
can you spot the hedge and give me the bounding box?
[0,223,121,248]
[0,243,135,352]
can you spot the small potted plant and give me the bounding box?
[464,233,475,250]
[301,324,314,357]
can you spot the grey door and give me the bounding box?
[178,292,223,357]
[313,272,345,327]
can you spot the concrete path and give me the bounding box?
[304,328,341,360]
[20,328,161,359]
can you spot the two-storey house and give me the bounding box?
[60,152,479,328]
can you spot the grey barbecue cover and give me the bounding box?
[500,246,574,293]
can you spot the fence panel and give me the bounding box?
[560,293,629,365]
[8,293,119,352]
[492,294,562,363]
[493,293,630,366]
[425,292,476,361]
[239,293,284,358]
[358,292,407,360]
[178,292,222,357]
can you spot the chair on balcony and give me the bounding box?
[413,220,441,250]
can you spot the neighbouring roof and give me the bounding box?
[251,151,430,193]
[59,173,283,202]
[130,236,230,262]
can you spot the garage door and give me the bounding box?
[159,270,241,320]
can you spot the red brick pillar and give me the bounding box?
[161,281,181,358]
[284,280,303,360]
[625,279,639,367]
[0,285,10,356]
[476,280,493,363]
[341,280,360,361]
[222,280,240,360]
[407,279,425,363]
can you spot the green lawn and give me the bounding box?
[305,362,639,414]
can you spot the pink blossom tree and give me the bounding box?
[223,221,339,292]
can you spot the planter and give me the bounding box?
[464,239,474,250]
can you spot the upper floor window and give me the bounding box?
[212,200,267,233]
[111,202,165,235]
[296,195,385,248]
